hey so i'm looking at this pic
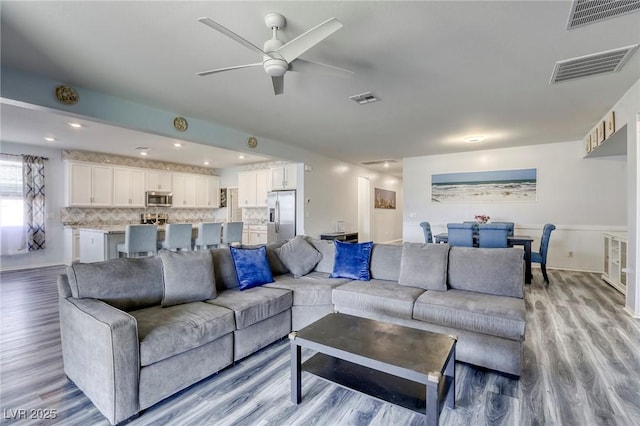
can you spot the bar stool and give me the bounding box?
[117,225,158,258]
[193,222,222,250]
[221,222,243,247]
[158,223,193,251]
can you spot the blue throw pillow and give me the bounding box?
[230,246,274,290]
[330,240,373,281]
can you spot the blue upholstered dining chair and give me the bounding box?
[491,221,515,236]
[193,222,222,250]
[419,221,433,243]
[463,221,480,233]
[478,223,509,248]
[446,223,475,247]
[159,223,193,251]
[531,224,556,284]
[117,224,158,258]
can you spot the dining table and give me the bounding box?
[433,233,534,284]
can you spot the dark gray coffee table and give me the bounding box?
[289,313,456,425]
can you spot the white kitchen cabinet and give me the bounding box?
[238,170,270,207]
[146,170,172,191]
[270,164,297,190]
[113,167,146,207]
[196,175,220,208]
[64,227,80,265]
[65,161,113,207]
[172,173,197,207]
[248,225,268,245]
[602,232,627,295]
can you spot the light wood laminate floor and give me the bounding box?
[1,266,639,425]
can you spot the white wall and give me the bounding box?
[403,140,627,272]
[0,142,65,270]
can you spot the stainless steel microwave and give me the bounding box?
[145,191,173,207]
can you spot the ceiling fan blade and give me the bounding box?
[289,58,353,78]
[197,63,262,77]
[276,17,343,63]
[271,76,284,95]
[198,17,268,57]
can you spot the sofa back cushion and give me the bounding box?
[160,250,216,307]
[66,257,164,311]
[369,243,403,281]
[447,247,524,298]
[212,248,240,290]
[275,235,322,278]
[398,242,449,291]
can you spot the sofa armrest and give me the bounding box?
[59,297,140,425]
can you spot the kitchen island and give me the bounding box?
[78,224,202,263]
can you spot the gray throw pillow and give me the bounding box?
[307,237,335,274]
[275,235,322,278]
[160,250,216,307]
[398,242,449,291]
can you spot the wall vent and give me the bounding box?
[567,0,640,29]
[349,92,379,104]
[550,45,638,83]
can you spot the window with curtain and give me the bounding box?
[0,154,46,253]
[0,155,24,227]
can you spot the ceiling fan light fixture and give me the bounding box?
[263,58,288,77]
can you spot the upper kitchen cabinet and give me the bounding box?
[172,173,197,207]
[270,164,297,190]
[238,170,270,207]
[196,175,220,208]
[146,170,172,191]
[113,167,146,207]
[65,161,113,207]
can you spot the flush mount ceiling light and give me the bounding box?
[464,135,485,143]
[44,137,56,142]
[68,122,83,128]
[173,143,182,147]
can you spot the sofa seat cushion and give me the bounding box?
[206,287,292,330]
[413,289,526,341]
[131,302,235,366]
[266,272,351,305]
[332,279,425,320]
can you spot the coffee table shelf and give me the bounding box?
[290,313,457,426]
[302,353,454,415]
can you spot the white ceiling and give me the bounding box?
[1,1,639,177]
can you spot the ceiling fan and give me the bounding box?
[196,12,353,95]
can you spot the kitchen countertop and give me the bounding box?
[77,223,205,234]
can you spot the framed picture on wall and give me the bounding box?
[606,111,616,138]
[590,129,599,150]
[374,188,396,209]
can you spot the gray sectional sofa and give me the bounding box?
[57,237,525,425]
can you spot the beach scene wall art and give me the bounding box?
[431,168,537,203]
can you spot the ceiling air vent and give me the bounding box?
[349,92,379,104]
[567,0,640,29]
[361,159,397,166]
[550,44,638,83]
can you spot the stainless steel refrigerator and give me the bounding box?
[267,190,296,242]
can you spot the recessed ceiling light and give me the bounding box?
[44,137,56,142]
[68,122,83,128]
[464,135,485,144]
[204,161,210,165]
[238,154,245,159]
[140,152,148,156]
[383,162,390,168]
[173,143,182,147]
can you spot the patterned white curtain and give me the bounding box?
[22,155,46,251]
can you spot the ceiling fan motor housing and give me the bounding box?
[263,38,287,76]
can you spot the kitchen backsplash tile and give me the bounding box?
[61,207,217,226]
[242,207,267,224]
